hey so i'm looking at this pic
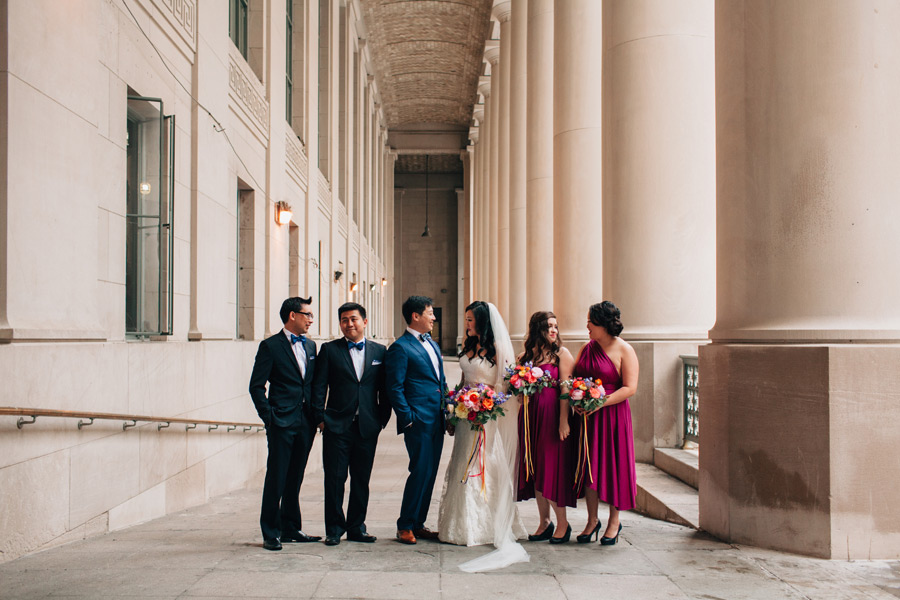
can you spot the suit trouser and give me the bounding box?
[398,419,444,531]
[260,417,316,540]
[322,418,378,537]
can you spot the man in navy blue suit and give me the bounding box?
[249,296,322,551]
[385,295,448,544]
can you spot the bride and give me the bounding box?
[438,301,528,572]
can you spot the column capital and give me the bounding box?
[478,78,492,99]
[472,106,485,123]
[468,127,480,144]
[492,1,512,23]
[484,41,500,65]
[358,37,367,50]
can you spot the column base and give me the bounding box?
[699,343,900,559]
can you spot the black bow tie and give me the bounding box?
[348,340,365,351]
[290,334,306,345]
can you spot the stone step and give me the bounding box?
[654,446,699,489]
[634,462,699,529]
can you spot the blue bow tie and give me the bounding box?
[290,334,306,345]
[419,333,431,342]
[348,340,365,351]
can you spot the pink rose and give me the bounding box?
[571,389,584,401]
[531,367,544,378]
[589,387,602,399]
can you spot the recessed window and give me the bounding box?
[230,0,249,58]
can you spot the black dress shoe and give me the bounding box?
[282,530,322,543]
[600,523,622,546]
[263,538,282,551]
[528,522,555,542]
[347,529,377,543]
[324,535,341,546]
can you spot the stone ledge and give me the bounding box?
[635,462,699,530]
[654,447,699,489]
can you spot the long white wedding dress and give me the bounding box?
[437,304,528,572]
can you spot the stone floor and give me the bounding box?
[2,363,899,599]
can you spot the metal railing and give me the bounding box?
[680,356,699,445]
[0,407,264,432]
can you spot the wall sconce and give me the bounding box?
[275,201,293,225]
[350,282,359,293]
[334,261,344,282]
[369,283,376,291]
[381,278,387,287]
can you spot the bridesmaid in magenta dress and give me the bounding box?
[516,311,577,543]
[572,301,639,545]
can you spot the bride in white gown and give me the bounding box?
[438,301,528,572]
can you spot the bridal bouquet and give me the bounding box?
[445,383,509,430]
[444,384,509,493]
[563,377,607,489]
[504,362,558,481]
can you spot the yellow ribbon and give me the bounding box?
[523,394,534,481]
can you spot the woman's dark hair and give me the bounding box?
[588,301,624,336]
[458,301,496,366]
[521,311,561,367]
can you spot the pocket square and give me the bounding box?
[371,360,382,365]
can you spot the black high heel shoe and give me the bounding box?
[600,523,622,546]
[549,524,571,544]
[576,522,602,543]
[528,522,555,542]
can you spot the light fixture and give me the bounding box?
[369,283,376,291]
[421,155,431,237]
[275,201,293,225]
[350,282,358,293]
[334,261,344,282]
[139,182,152,195]
[381,278,387,287]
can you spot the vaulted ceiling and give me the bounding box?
[360,0,493,130]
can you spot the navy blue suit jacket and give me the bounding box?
[248,331,317,428]
[385,331,448,434]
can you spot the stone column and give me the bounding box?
[478,78,493,303]
[494,2,512,320]
[525,0,554,320]
[507,0,528,342]
[471,107,484,301]
[602,0,715,462]
[702,0,900,559]
[485,43,501,307]
[552,0,603,339]
[385,151,397,338]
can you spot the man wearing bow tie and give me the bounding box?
[385,295,448,545]
[249,296,321,551]
[311,302,391,546]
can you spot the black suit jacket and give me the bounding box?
[311,338,391,439]
[249,331,317,428]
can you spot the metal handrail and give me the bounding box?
[0,407,264,432]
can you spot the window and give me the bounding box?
[126,95,174,336]
[237,182,255,340]
[286,0,294,124]
[289,0,307,141]
[317,0,331,175]
[229,0,249,58]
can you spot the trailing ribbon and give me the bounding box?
[462,425,487,496]
[523,394,534,481]
[573,413,594,490]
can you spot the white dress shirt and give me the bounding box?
[283,328,307,378]
[407,327,440,376]
[347,337,366,380]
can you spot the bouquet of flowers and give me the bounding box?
[503,362,558,397]
[566,377,607,413]
[445,383,508,429]
[564,377,607,489]
[444,384,509,492]
[504,362,558,481]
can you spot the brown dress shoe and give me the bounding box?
[396,529,417,545]
[413,527,439,540]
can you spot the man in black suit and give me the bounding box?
[249,296,322,551]
[312,302,391,546]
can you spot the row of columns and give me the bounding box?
[464,0,900,559]
[468,0,715,343]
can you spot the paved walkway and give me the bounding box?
[2,363,899,599]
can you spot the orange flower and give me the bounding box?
[482,397,494,410]
[589,387,602,399]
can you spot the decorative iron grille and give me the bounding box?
[682,355,699,444]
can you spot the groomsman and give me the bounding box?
[311,302,391,546]
[249,296,322,551]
